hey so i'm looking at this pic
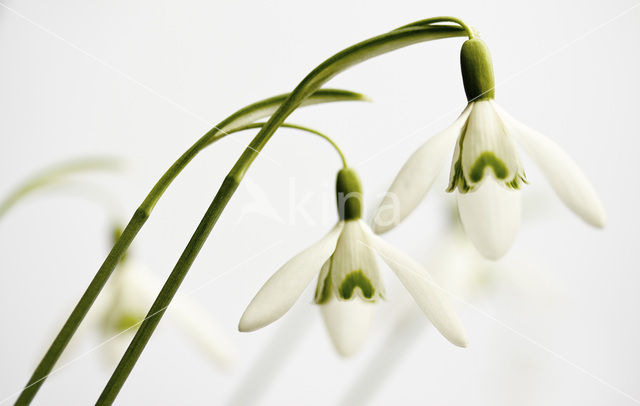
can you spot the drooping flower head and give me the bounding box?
[375,38,605,260]
[93,230,236,368]
[239,168,467,356]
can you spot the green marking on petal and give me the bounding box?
[447,120,472,193]
[314,269,333,305]
[447,158,471,193]
[469,151,508,182]
[338,270,374,300]
[114,312,143,332]
[505,172,528,190]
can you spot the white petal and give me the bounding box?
[331,220,384,301]
[494,102,606,227]
[169,295,237,369]
[239,222,344,332]
[368,232,468,347]
[373,104,472,234]
[457,178,521,260]
[320,295,374,357]
[105,264,237,368]
[458,101,523,188]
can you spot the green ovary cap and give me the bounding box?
[460,38,495,102]
[336,167,363,221]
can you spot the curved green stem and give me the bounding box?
[14,89,365,406]
[0,157,122,219]
[97,21,466,405]
[394,16,475,38]
[236,122,348,167]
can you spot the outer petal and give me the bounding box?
[457,178,521,260]
[170,294,237,369]
[102,263,237,368]
[368,232,468,347]
[239,222,344,332]
[494,102,606,227]
[320,295,374,357]
[373,104,472,234]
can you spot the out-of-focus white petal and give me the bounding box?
[101,263,237,368]
[457,178,520,260]
[239,222,344,332]
[494,102,606,227]
[368,232,467,347]
[331,221,384,301]
[373,105,472,234]
[320,294,374,357]
[170,295,236,369]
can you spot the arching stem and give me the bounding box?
[14,89,365,406]
[98,21,467,405]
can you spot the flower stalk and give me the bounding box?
[97,18,472,404]
[15,89,366,406]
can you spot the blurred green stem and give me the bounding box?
[0,158,121,219]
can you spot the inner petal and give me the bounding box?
[331,221,384,302]
[460,101,522,188]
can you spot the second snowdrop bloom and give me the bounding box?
[239,168,467,355]
[93,259,236,368]
[375,38,605,259]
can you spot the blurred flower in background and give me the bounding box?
[87,252,236,369]
[342,201,561,405]
[0,158,236,370]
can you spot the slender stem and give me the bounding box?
[236,122,348,167]
[14,89,365,406]
[97,22,466,405]
[0,157,121,219]
[14,208,148,406]
[394,16,475,38]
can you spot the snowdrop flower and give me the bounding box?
[239,168,467,355]
[92,257,236,368]
[374,38,606,259]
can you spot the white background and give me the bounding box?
[1,0,639,404]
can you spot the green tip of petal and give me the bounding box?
[316,89,371,103]
[115,313,143,332]
[314,272,333,305]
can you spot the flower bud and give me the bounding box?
[460,38,495,102]
[336,168,363,220]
